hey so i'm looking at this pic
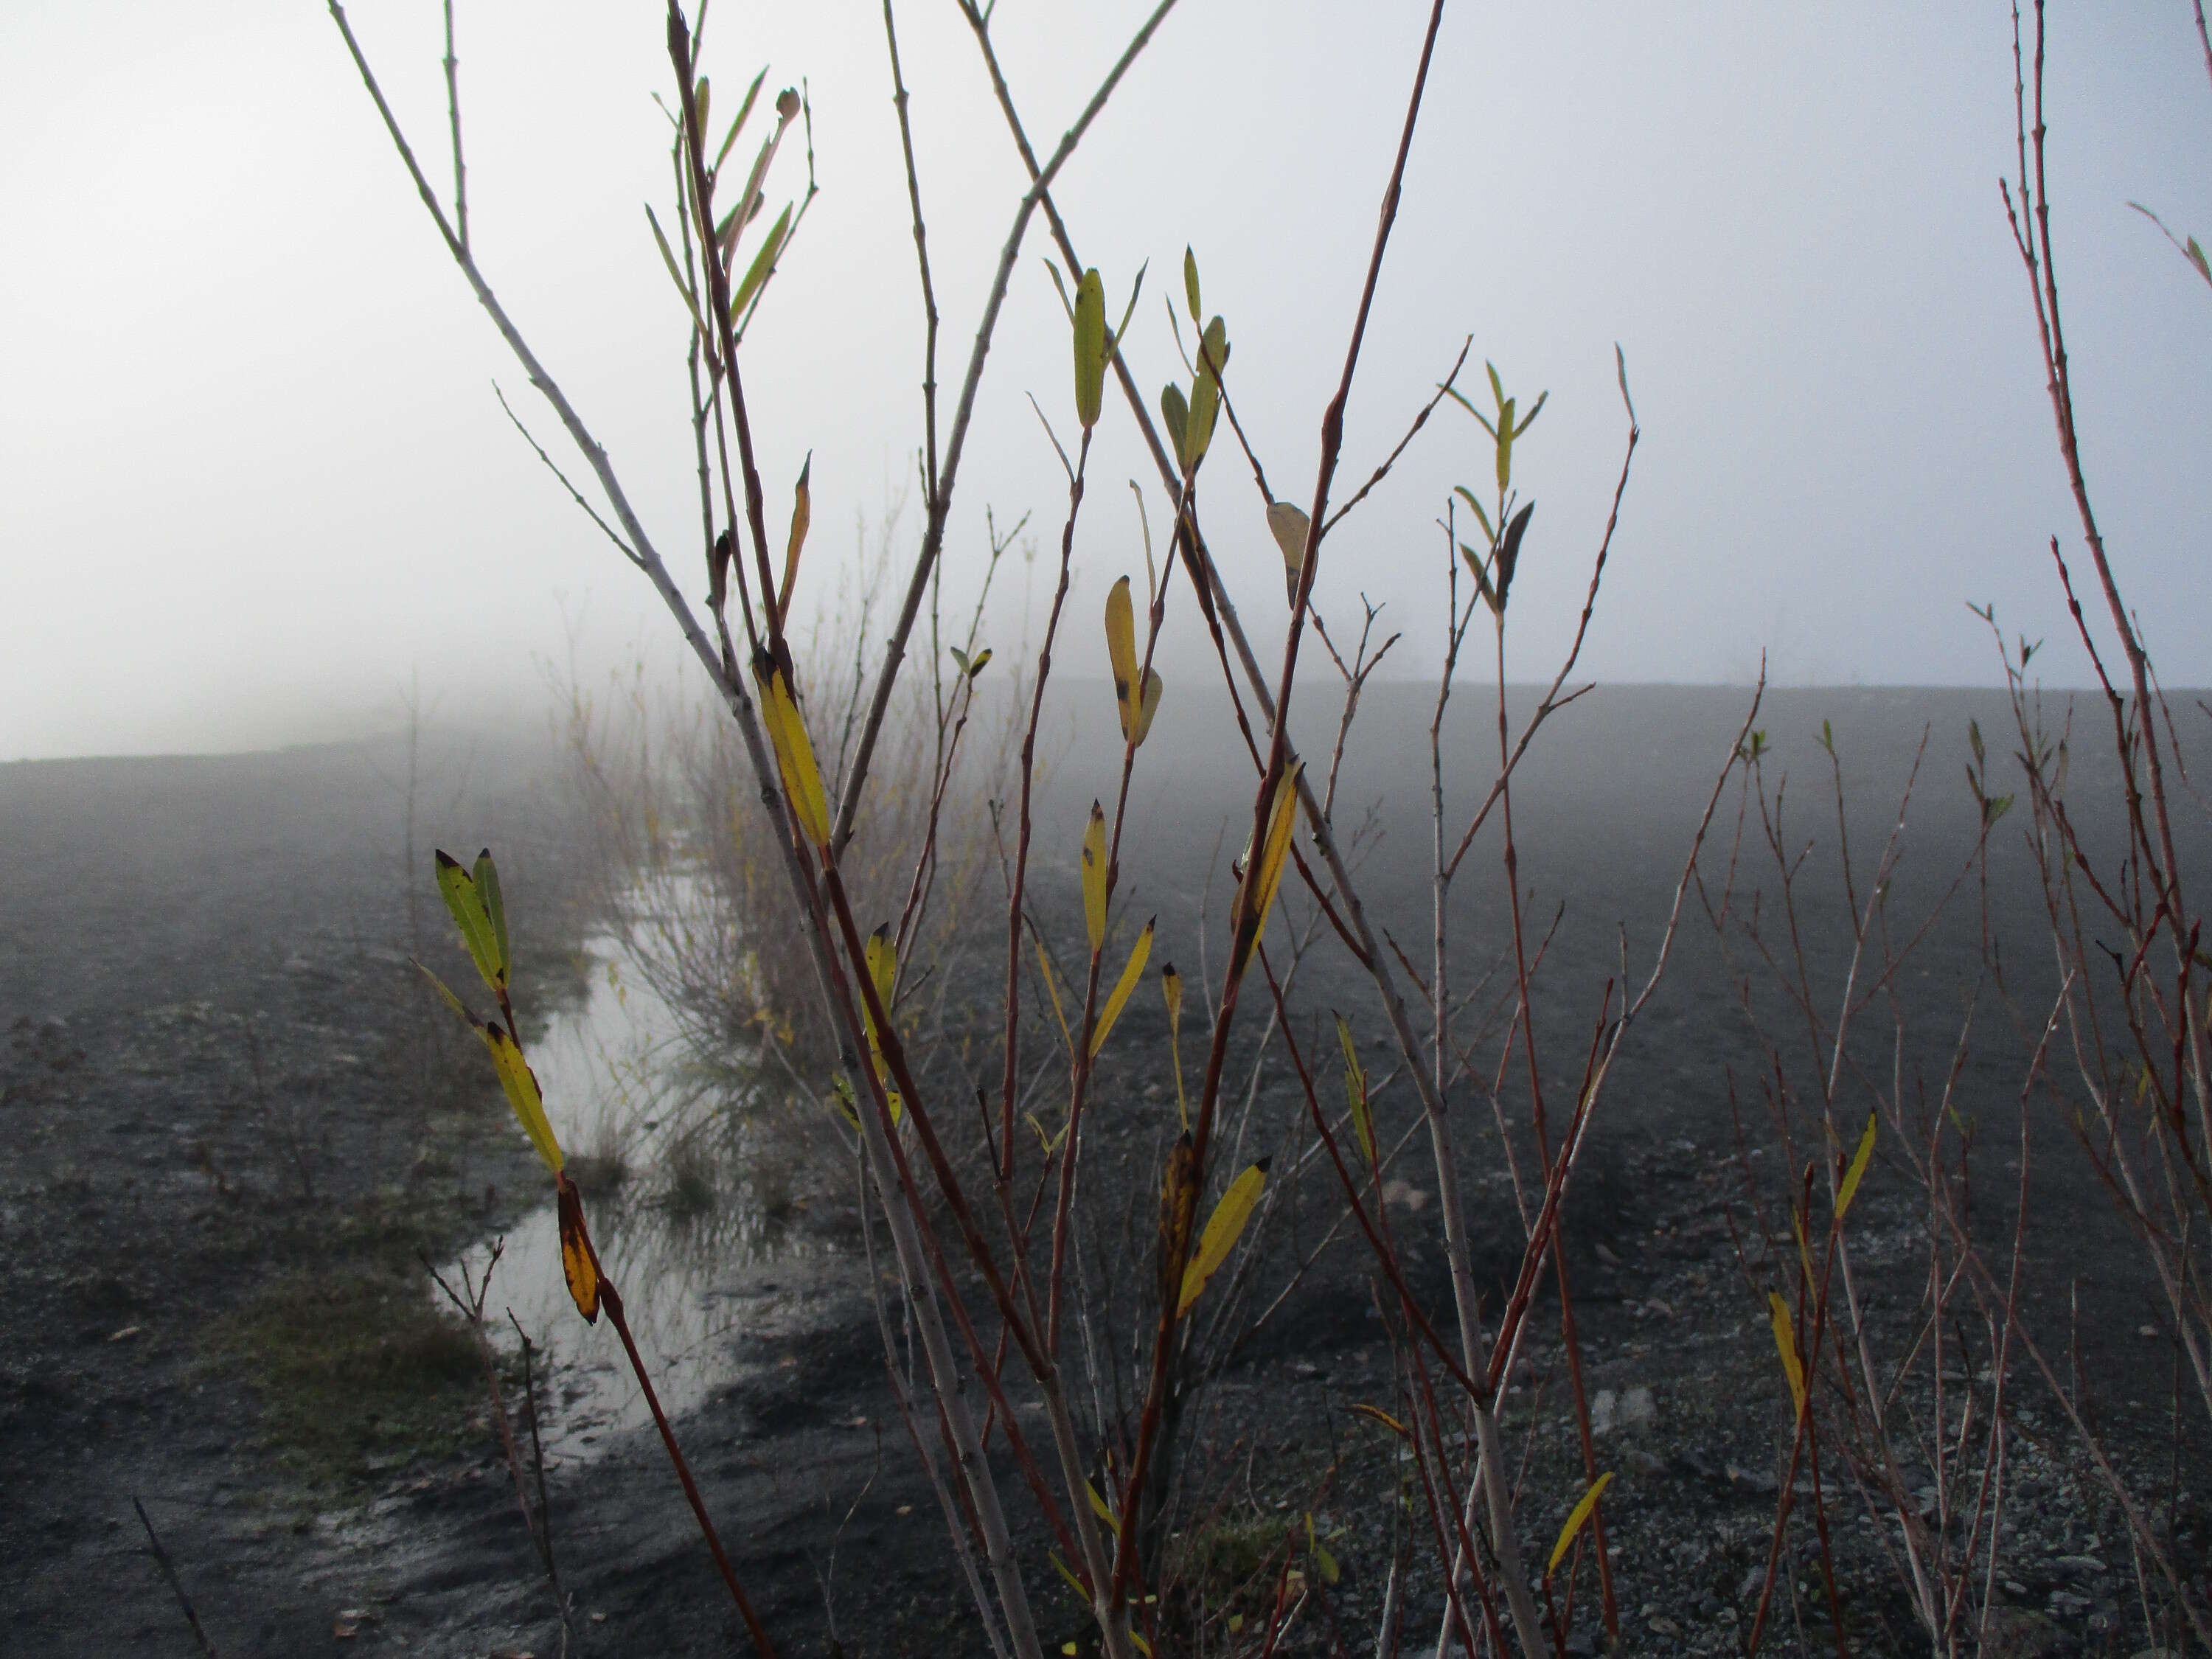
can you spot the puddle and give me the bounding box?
[437,875,835,1459]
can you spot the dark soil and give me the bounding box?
[5,691,2210,1657]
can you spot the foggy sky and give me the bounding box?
[4,1,2208,761]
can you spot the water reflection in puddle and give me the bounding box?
[439,890,833,1459]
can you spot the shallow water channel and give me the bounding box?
[437,886,835,1459]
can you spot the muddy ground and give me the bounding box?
[4,691,2210,1657]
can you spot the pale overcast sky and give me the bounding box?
[3,2,2208,760]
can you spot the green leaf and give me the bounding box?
[1452,484,1495,546]
[1089,918,1155,1058]
[1178,1160,1270,1315]
[1105,261,1147,373]
[2189,235,2211,285]
[1159,383,1189,458]
[1335,1012,1374,1165]
[1074,268,1107,429]
[729,201,793,324]
[1183,245,1202,324]
[435,849,504,993]
[472,849,510,982]
[712,67,771,177]
[644,206,713,351]
[1183,316,1228,470]
[1043,258,1075,323]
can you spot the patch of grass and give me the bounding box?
[661,1138,719,1221]
[1177,1513,1292,1603]
[209,1266,487,1488]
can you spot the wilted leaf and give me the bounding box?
[1769,1291,1806,1418]
[1074,268,1107,430]
[777,453,811,619]
[557,1175,600,1322]
[1350,1402,1408,1437]
[1082,801,1108,956]
[1548,1472,1613,1577]
[1493,501,1534,613]
[1178,1160,1269,1315]
[1089,918,1154,1058]
[1157,1132,1198,1310]
[1267,502,1310,605]
[758,667,830,851]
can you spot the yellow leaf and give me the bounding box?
[1231,762,1303,978]
[481,1021,564,1175]
[1106,574,1138,716]
[1836,1110,1877,1220]
[434,849,504,993]
[1547,1472,1613,1577]
[1132,668,1163,747]
[1089,918,1154,1058]
[829,1074,860,1131]
[1085,1478,1119,1535]
[863,924,897,1046]
[1034,938,1072,1052]
[1178,1161,1269,1315]
[1050,1550,1088,1604]
[758,668,829,851]
[1350,1402,1408,1437]
[1769,1291,1806,1418]
[776,453,811,619]
[1082,801,1108,956]
[557,1176,600,1323]
[1335,1012,1374,1166]
[1267,501,1310,605]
